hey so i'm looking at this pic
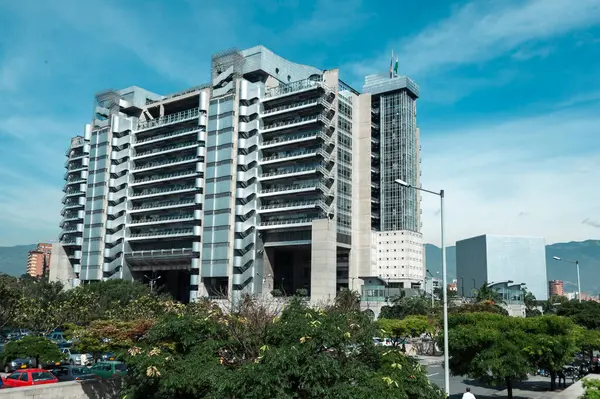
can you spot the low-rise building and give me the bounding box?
[26,243,52,278]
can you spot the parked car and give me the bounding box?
[97,352,116,362]
[89,361,127,379]
[60,347,92,366]
[1,369,58,388]
[47,366,98,382]
[1,357,32,373]
[46,332,69,345]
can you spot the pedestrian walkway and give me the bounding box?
[492,374,600,398]
[415,354,443,366]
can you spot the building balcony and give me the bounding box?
[133,141,198,160]
[262,97,330,118]
[130,170,198,187]
[259,182,329,198]
[136,107,202,132]
[258,200,326,214]
[131,185,197,200]
[134,156,197,172]
[259,164,328,182]
[61,237,83,247]
[260,148,321,166]
[261,129,330,150]
[129,199,196,214]
[262,114,331,134]
[258,217,314,230]
[62,190,84,202]
[65,176,87,186]
[134,126,203,146]
[263,77,324,102]
[128,214,195,227]
[128,228,195,241]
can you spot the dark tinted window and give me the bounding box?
[72,367,91,375]
[32,372,55,382]
[52,368,69,377]
[20,373,29,382]
[7,372,21,380]
[115,363,127,371]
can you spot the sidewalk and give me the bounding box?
[414,354,443,366]
[492,374,600,398]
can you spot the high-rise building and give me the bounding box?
[548,280,565,297]
[57,46,423,303]
[26,243,52,278]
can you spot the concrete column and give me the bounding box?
[310,219,337,304]
[350,93,374,289]
[262,248,274,293]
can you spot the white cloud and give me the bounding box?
[349,0,600,78]
[420,106,600,246]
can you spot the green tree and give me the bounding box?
[474,283,504,304]
[583,378,600,399]
[523,315,580,390]
[3,336,64,368]
[444,312,533,399]
[451,301,508,316]
[379,316,435,353]
[556,300,600,330]
[542,295,569,315]
[382,291,431,320]
[331,289,361,313]
[522,288,541,317]
[0,274,22,328]
[120,298,445,399]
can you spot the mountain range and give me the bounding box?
[0,244,36,276]
[425,240,600,296]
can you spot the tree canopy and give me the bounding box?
[3,336,64,367]
[556,300,600,330]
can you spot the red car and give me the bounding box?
[1,368,58,388]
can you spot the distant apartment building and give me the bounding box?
[456,234,548,301]
[56,46,423,303]
[548,280,564,297]
[27,243,52,277]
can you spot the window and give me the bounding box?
[20,372,29,382]
[7,373,21,380]
[32,372,55,382]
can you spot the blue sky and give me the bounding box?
[0,0,599,246]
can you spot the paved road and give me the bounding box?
[425,365,559,398]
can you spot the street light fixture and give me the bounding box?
[395,178,449,396]
[553,256,581,302]
[144,275,161,294]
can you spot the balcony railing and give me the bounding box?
[259,218,314,227]
[132,185,195,198]
[260,183,318,194]
[260,200,325,211]
[134,156,196,171]
[261,164,325,179]
[129,228,194,238]
[262,148,319,163]
[130,214,195,225]
[264,77,323,99]
[135,126,201,144]
[135,141,197,158]
[263,98,329,115]
[137,107,201,130]
[263,115,322,132]
[132,170,197,185]
[125,248,194,258]
[131,199,195,211]
[261,129,330,147]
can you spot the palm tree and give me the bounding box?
[475,283,504,304]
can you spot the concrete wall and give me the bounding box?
[310,219,337,303]
[456,235,489,297]
[350,93,374,286]
[48,243,76,289]
[0,379,120,399]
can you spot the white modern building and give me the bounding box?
[56,46,424,303]
[456,234,548,301]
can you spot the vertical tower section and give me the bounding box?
[363,74,424,288]
[60,136,89,285]
[127,86,208,302]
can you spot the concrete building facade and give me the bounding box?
[26,243,52,278]
[456,234,548,301]
[57,46,423,303]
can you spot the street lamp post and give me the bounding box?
[426,270,435,308]
[144,275,161,294]
[395,179,449,396]
[553,256,581,302]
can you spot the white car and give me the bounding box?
[60,348,93,366]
